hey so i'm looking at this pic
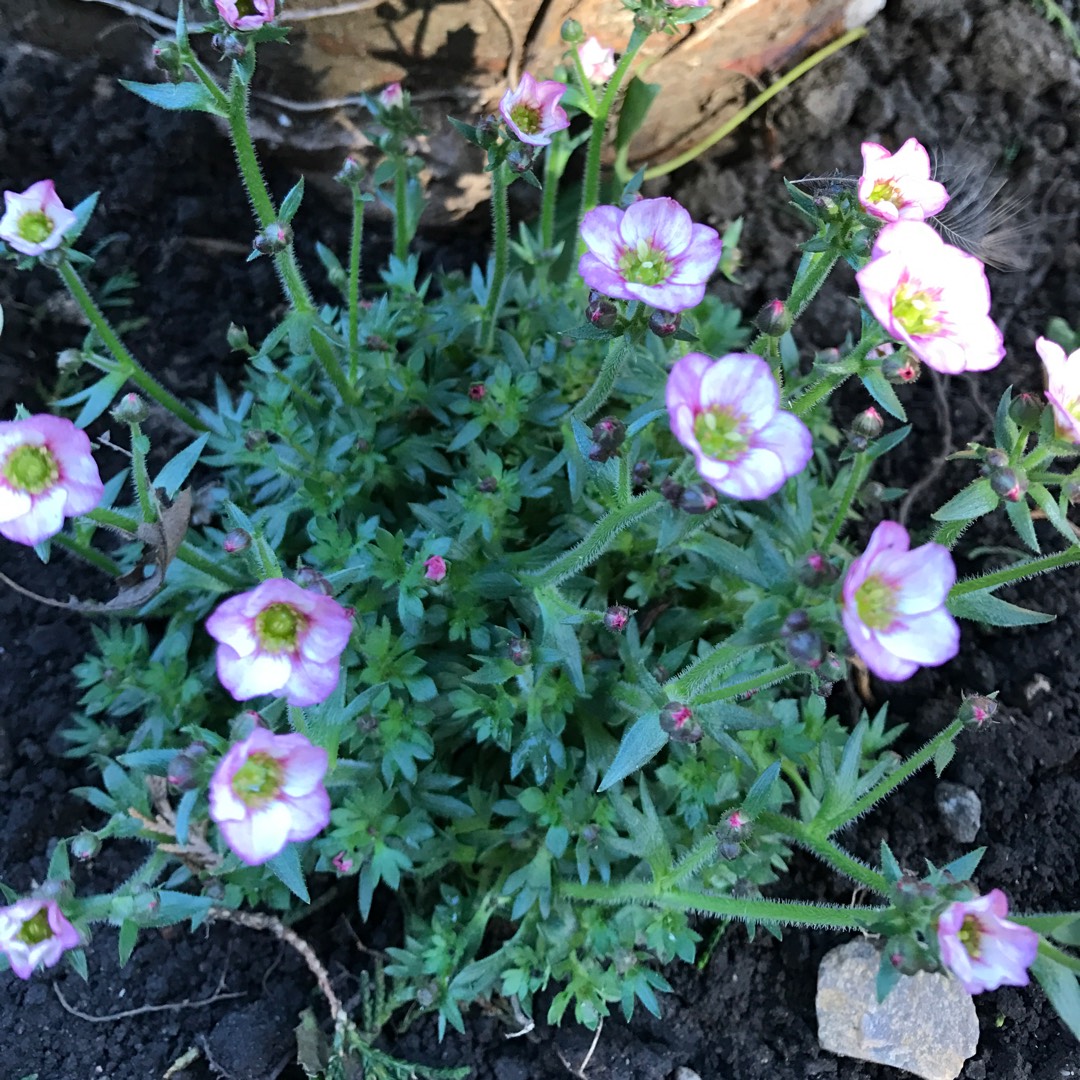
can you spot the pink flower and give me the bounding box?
[499,72,570,147]
[331,851,354,874]
[378,82,404,109]
[858,138,950,223]
[666,352,812,499]
[841,521,959,681]
[937,889,1039,995]
[0,898,80,980]
[215,0,275,30]
[209,726,330,866]
[424,554,447,583]
[206,578,353,707]
[1037,336,1080,443]
[0,180,77,257]
[667,0,710,6]
[0,415,103,546]
[580,198,723,313]
[856,221,1004,374]
[578,37,616,83]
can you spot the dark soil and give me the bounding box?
[2,0,1080,1077]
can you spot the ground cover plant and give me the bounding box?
[2,1,1080,1075]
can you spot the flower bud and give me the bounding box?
[588,416,625,462]
[1009,392,1044,428]
[211,32,246,60]
[506,144,536,175]
[468,383,487,402]
[507,637,532,666]
[659,702,702,743]
[648,309,681,338]
[424,554,448,583]
[786,629,824,668]
[631,460,652,490]
[796,551,837,587]
[561,17,585,43]
[152,39,185,81]
[780,609,811,637]
[660,476,684,508]
[110,393,150,425]
[477,475,498,493]
[1065,479,1080,505]
[989,466,1027,502]
[57,348,84,372]
[294,565,334,595]
[223,528,251,554]
[253,222,291,256]
[580,823,599,844]
[603,605,632,633]
[676,484,718,515]
[881,350,921,384]
[851,406,884,440]
[71,832,102,861]
[861,480,887,506]
[982,447,1009,471]
[586,291,617,330]
[331,851,354,874]
[130,885,160,918]
[753,298,791,337]
[958,692,998,727]
[848,433,870,453]
[226,322,250,352]
[334,155,364,186]
[167,744,207,790]
[476,114,500,147]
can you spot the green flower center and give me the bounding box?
[510,103,542,135]
[236,0,259,16]
[17,910,53,946]
[619,237,672,286]
[3,444,59,494]
[957,914,982,958]
[255,602,304,653]
[892,282,942,337]
[868,178,901,206]
[693,407,748,461]
[231,751,284,807]
[17,210,54,245]
[854,574,897,630]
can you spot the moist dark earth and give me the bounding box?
[2,0,1080,1077]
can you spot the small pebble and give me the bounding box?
[936,782,982,844]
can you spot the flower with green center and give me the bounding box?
[207,578,353,706]
[210,726,330,865]
[580,198,723,313]
[499,72,569,147]
[937,889,1038,994]
[857,221,1004,374]
[1037,336,1080,444]
[0,414,103,546]
[0,898,80,980]
[858,138,949,223]
[0,179,77,256]
[667,352,811,500]
[215,0,275,30]
[841,521,958,681]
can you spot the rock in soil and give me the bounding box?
[817,938,978,1080]
[935,782,983,844]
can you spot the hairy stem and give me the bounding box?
[822,451,871,551]
[393,162,409,264]
[347,186,365,385]
[950,546,1080,597]
[484,162,511,349]
[572,337,632,422]
[672,659,798,706]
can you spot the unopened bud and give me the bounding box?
[331,851,354,874]
[851,406,884,440]
[334,155,364,186]
[1064,479,1080,505]
[294,565,334,595]
[881,350,921,385]
[796,551,837,587]
[958,693,998,727]
[244,429,269,450]
[586,291,617,330]
[780,610,811,636]
[659,701,702,743]
[226,323,250,351]
[989,466,1027,502]
[110,393,149,425]
[506,144,536,174]
[588,416,626,462]
[507,637,532,666]
[676,484,719,515]
[1009,392,1044,428]
[253,222,291,256]
[211,31,246,60]
[71,832,102,861]
[57,348,84,372]
[603,605,632,633]
[631,460,652,490]
[980,447,1009,474]
[151,39,184,80]
[477,475,498,493]
[561,17,585,43]
[861,480,887,505]
[648,309,680,338]
[660,475,684,508]
[786,629,824,668]
[754,298,791,337]
[167,744,207,790]
[476,114,500,147]
[468,383,487,401]
[848,433,869,453]
[580,823,599,844]
[130,885,160,917]
[222,528,251,554]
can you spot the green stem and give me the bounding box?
[540,137,561,253]
[522,490,664,589]
[950,546,1080,597]
[569,49,600,116]
[572,337,632,422]
[393,161,410,263]
[53,533,122,577]
[1036,939,1080,974]
[673,660,798,707]
[56,261,205,432]
[87,508,246,590]
[347,187,365,385]
[129,424,155,524]
[822,452,871,551]
[580,25,649,219]
[788,328,887,418]
[790,370,850,418]
[562,880,884,930]
[484,162,510,349]
[643,28,868,180]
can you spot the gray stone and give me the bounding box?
[673,1070,703,1080]
[936,782,982,844]
[817,938,979,1080]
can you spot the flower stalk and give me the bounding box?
[484,161,511,348]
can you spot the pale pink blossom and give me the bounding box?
[0,899,80,980]
[578,37,616,84]
[499,72,570,147]
[841,521,959,681]
[378,82,404,109]
[580,197,723,313]
[0,180,77,257]
[937,889,1039,994]
[666,352,812,499]
[0,415,103,546]
[858,138,950,223]
[1036,336,1080,444]
[209,726,330,866]
[856,221,1004,374]
[215,0,275,30]
[667,0,709,6]
[206,578,353,707]
[424,554,447,583]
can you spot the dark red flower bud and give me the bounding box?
[659,701,702,743]
[589,416,626,461]
[796,551,837,587]
[477,475,498,493]
[253,222,291,256]
[989,466,1027,502]
[851,406,884,440]
[676,484,719,515]
[648,309,681,338]
[982,448,1009,472]
[586,291,618,330]
[603,605,632,633]
[508,637,532,666]
[754,298,791,337]
[958,693,998,727]
[660,476,685,507]
[468,383,487,401]
[781,609,811,636]
[786,629,824,668]
[631,460,652,490]
[294,566,334,595]
[881,351,921,384]
[223,528,251,554]
[506,144,536,174]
